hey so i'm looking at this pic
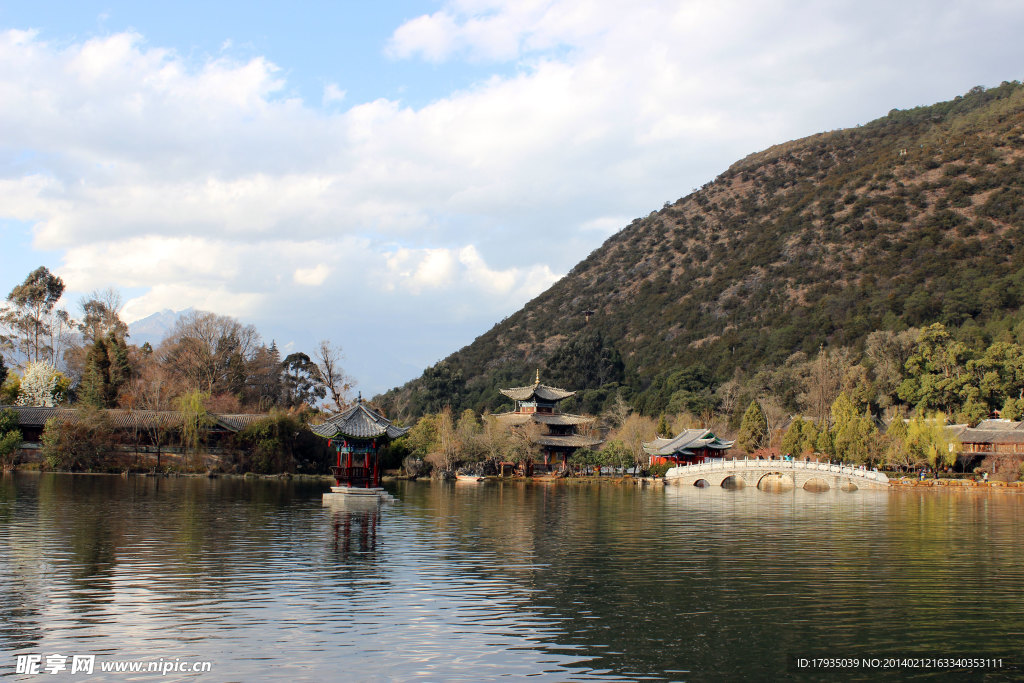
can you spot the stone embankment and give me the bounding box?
[890,478,1024,489]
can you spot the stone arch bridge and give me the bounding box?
[664,458,890,491]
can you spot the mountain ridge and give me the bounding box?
[379,81,1024,421]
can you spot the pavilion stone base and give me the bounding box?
[323,486,394,503]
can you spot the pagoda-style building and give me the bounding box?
[643,428,734,466]
[311,395,408,495]
[494,371,602,474]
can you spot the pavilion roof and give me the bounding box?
[499,382,576,402]
[643,428,734,456]
[493,412,595,426]
[309,399,409,440]
[536,433,603,448]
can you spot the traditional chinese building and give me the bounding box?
[950,418,1024,479]
[643,428,734,466]
[494,371,602,474]
[311,396,408,492]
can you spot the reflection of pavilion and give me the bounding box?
[494,372,602,474]
[324,497,382,556]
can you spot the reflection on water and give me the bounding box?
[2,473,1023,681]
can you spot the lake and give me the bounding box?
[2,473,1022,681]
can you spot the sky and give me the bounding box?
[1,0,1023,395]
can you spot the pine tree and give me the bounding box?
[736,400,767,454]
[780,416,804,456]
[656,414,671,438]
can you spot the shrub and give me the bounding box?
[40,408,115,471]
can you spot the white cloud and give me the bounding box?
[2,2,1023,391]
[323,82,346,104]
[293,264,330,286]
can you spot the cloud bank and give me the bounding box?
[2,0,1023,391]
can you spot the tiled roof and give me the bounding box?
[493,412,595,426]
[309,400,409,440]
[499,383,576,402]
[0,404,266,433]
[972,419,1024,431]
[535,434,603,448]
[643,428,734,456]
[959,428,1024,444]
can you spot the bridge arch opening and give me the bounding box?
[757,473,795,492]
[803,477,830,492]
[721,475,745,489]
[694,479,710,488]
[840,481,858,492]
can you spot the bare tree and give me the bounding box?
[79,287,128,343]
[612,413,658,474]
[760,396,789,450]
[799,346,853,427]
[313,340,353,412]
[602,393,632,430]
[478,413,512,472]
[159,311,261,397]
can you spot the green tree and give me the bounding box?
[905,412,960,474]
[237,410,303,474]
[1002,397,1023,421]
[0,408,22,470]
[736,400,768,454]
[830,392,879,465]
[79,332,133,408]
[780,416,804,456]
[898,323,971,414]
[967,341,1024,411]
[406,413,440,459]
[40,407,114,471]
[601,439,633,475]
[456,409,484,466]
[281,352,326,408]
[801,420,821,456]
[175,390,212,471]
[884,417,913,470]
[656,413,671,438]
[545,329,625,392]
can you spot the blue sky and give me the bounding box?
[2,1,1024,395]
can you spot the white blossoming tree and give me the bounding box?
[16,362,68,407]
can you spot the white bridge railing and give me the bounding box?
[664,458,890,484]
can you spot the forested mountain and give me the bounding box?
[379,82,1024,423]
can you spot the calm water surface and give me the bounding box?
[1,474,1023,681]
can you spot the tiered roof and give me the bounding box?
[643,428,734,456]
[309,399,408,440]
[536,433,603,448]
[498,370,575,403]
[494,412,594,426]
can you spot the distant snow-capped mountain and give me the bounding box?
[127,308,194,347]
